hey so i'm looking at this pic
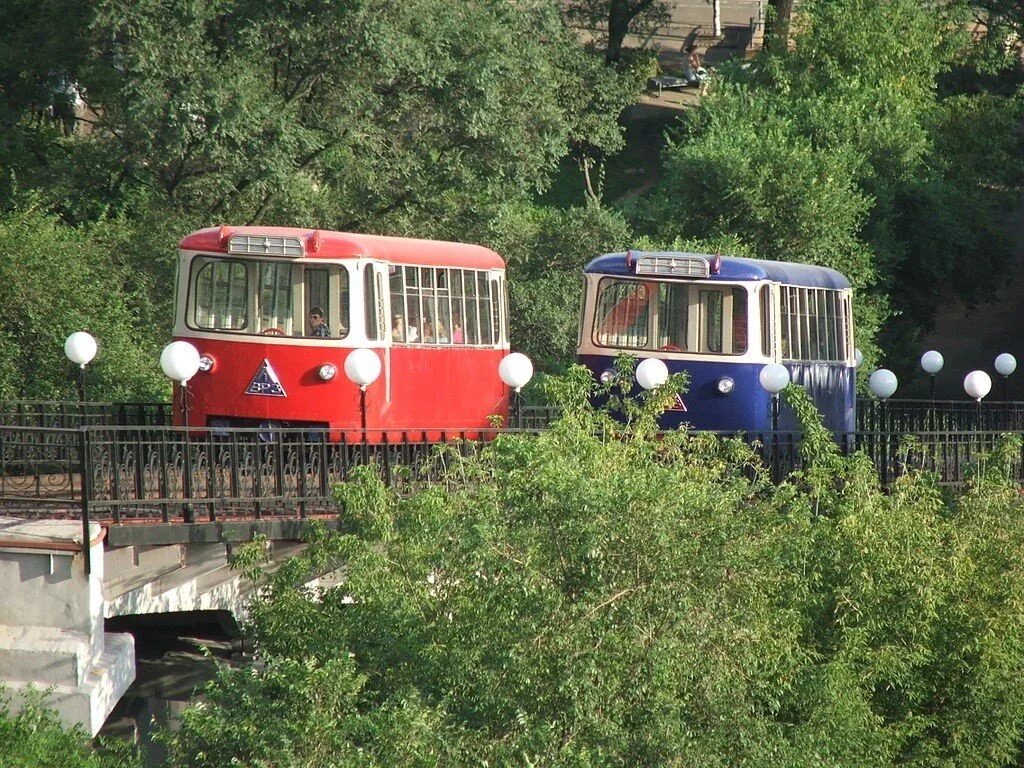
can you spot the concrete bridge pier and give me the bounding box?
[0,517,135,736]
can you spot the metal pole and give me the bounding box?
[181,383,190,431]
[77,366,86,404]
[181,383,194,524]
[880,399,888,487]
[771,393,780,484]
[929,375,935,401]
[78,427,92,576]
[360,387,369,465]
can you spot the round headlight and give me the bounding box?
[716,376,735,395]
[318,363,337,381]
[198,354,216,373]
[599,368,617,384]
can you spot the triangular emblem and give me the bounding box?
[666,393,687,412]
[245,359,287,397]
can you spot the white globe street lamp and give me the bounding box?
[920,350,943,374]
[160,341,201,385]
[499,352,535,428]
[964,370,992,403]
[854,348,863,368]
[160,340,202,522]
[344,348,383,436]
[758,363,791,482]
[995,353,1017,400]
[758,363,790,395]
[64,332,97,368]
[920,350,943,399]
[160,341,201,431]
[868,369,898,400]
[994,353,1017,377]
[635,357,669,391]
[498,352,534,393]
[758,363,790,435]
[344,348,382,390]
[868,369,898,482]
[64,331,97,403]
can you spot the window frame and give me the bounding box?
[591,277,749,356]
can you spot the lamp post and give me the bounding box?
[160,341,201,523]
[964,369,992,431]
[920,350,943,400]
[758,363,790,484]
[64,331,97,412]
[868,368,898,486]
[160,341,201,429]
[994,353,1016,401]
[344,348,382,453]
[499,352,534,429]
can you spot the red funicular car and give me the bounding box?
[172,226,511,440]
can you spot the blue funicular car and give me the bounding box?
[577,250,856,433]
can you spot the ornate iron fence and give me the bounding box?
[0,400,170,429]
[4,424,1022,520]
[857,398,1024,432]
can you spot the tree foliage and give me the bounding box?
[165,370,1024,767]
[2,0,639,235]
[488,201,633,373]
[0,207,167,400]
[562,0,671,64]
[0,690,139,768]
[637,0,1024,369]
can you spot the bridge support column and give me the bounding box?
[0,517,135,736]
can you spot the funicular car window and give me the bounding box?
[193,258,248,330]
[594,279,747,354]
[594,279,650,348]
[780,286,848,362]
[258,261,293,334]
[388,265,501,346]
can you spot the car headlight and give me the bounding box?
[318,363,337,381]
[198,354,216,373]
[599,368,617,384]
[716,376,735,395]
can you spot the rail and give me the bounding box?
[5,400,1024,574]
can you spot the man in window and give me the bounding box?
[309,307,331,338]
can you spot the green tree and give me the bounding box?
[0,690,139,768]
[562,0,671,64]
[164,371,1024,766]
[0,206,167,400]
[488,201,633,373]
[0,0,637,235]
[637,0,1023,364]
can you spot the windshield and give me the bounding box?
[593,278,748,355]
[189,256,350,338]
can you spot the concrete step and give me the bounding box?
[0,627,91,686]
[3,632,134,737]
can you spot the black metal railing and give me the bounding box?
[4,423,1022,518]
[857,398,1024,432]
[5,399,1024,576]
[0,400,171,429]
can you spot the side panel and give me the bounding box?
[786,362,856,433]
[175,336,508,438]
[578,355,856,433]
[578,354,771,432]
